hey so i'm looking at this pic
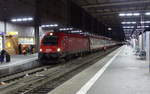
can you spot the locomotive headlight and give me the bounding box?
[40,49,42,52]
[57,48,61,52]
[50,33,53,36]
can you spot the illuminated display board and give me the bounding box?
[18,37,35,45]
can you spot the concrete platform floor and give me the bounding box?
[48,46,150,94]
[0,53,38,69]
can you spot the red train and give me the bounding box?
[38,31,117,64]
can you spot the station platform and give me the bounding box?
[0,53,38,77]
[0,53,38,69]
[48,46,150,94]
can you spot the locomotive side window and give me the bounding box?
[42,36,58,45]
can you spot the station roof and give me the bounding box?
[0,0,149,39]
[73,0,150,39]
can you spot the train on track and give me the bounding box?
[38,31,118,64]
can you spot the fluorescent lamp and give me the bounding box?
[146,21,150,23]
[28,18,33,21]
[11,19,17,22]
[137,26,149,28]
[126,22,131,24]
[50,25,54,27]
[132,22,136,24]
[108,28,112,31]
[16,19,22,22]
[119,13,140,17]
[123,26,134,29]
[41,25,46,28]
[145,12,150,15]
[146,26,149,28]
[133,13,140,16]
[59,28,73,31]
[41,24,58,28]
[54,24,58,27]
[11,17,33,22]
[126,13,132,16]
[121,22,126,24]
[141,21,150,23]
[71,30,82,33]
[119,13,125,16]
[22,18,28,21]
[121,21,136,24]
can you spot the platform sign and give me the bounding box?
[146,31,150,72]
[0,36,2,51]
[139,35,143,50]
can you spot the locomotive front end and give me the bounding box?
[38,32,61,63]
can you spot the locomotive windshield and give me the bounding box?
[42,35,58,45]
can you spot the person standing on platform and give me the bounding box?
[0,49,6,63]
[5,51,10,63]
[18,44,22,54]
[0,49,11,63]
[103,46,107,52]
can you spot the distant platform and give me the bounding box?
[0,53,39,77]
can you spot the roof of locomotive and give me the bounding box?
[45,31,88,38]
[44,30,112,40]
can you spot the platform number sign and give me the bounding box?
[0,37,2,51]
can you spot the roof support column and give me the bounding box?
[2,19,7,49]
[34,0,41,52]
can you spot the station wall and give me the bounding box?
[0,22,4,32]
[7,23,34,37]
[0,21,35,37]
[138,35,143,50]
[0,21,49,54]
[138,32,149,51]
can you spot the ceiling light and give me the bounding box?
[126,22,131,24]
[145,21,150,23]
[41,25,46,28]
[22,18,28,21]
[16,19,22,22]
[121,22,126,24]
[50,25,54,27]
[108,28,112,31]
[132,22,136,24]
[119,13,126,16]
[11,17,34,22]
[28,18,33,21]
[137,26,149,28]
[11,19,17,22]
[71,30,82,33]
[133,13,140,16]
[141,21,150,24]
[123,26,134,29]
[145,12,150,15]
[126,13,132,16]
[54,24,58,27]
[41,24,58,28]
[59,28,73,31]
[122,22,136,24]
[119,13,140,17]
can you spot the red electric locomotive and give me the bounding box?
[39,31,117,64]
[38,31,89,63]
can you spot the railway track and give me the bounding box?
[0,47,118,94]
[0,65,55,83]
